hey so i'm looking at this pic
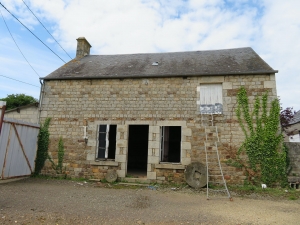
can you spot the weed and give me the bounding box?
[229,184,300,200]
[289,195,297,200]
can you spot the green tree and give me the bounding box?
[0,94,38,110]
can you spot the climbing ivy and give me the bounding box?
[33,118,51,176]
[48,136,65,174]
[234,87,287,187]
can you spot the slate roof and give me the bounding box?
[290,110,300,125]
[43,47,277,80]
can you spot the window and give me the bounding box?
[199,83,223,114]
[160,126,181,163]
[97,125,117,159]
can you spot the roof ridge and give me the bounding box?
[86,47,253,57]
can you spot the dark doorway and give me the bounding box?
[127,125,149,177]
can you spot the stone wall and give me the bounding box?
[285,142,300,177]
[284,123,300,142]
[40,74,277,184]
[5,105,39,124]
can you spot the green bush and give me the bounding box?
[48,136,65,174]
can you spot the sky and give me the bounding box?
[0,0,299,110]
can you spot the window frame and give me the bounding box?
[160,126,181,163]
[96,124,117,160]
[199,83,223,114]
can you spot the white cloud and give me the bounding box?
[0,0,299,110]
[256,0,300,109]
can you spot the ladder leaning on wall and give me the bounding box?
[201,113,232,201]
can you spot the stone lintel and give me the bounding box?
[156,121,187,126]
[199,76,224,83]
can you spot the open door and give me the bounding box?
[127,125,149,177]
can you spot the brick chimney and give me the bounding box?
[76,37,92,58]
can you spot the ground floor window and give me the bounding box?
[160,126,181,163]
[97,125,117,159]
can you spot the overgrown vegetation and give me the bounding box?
[48,136,65,174]
[33,118,51,176]
[0,93,38,110]
[229,185,300,200]
[227,87,287,187]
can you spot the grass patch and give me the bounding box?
[229,185,300,200]
[31,174,90,182]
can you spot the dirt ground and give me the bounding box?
[0,178,299,225]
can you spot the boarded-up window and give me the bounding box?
[97,125,117,159]
[160,126,181,163]
[200,84,223,114]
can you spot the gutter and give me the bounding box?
[40,70,278,81]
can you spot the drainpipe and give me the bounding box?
[38,79,45,124]
[0,101,6,135]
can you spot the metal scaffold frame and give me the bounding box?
[202,113,232,201]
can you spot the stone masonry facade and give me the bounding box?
[5,104,39,124]
[285,142,300,177]
[40,74,276,184]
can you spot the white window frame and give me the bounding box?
[96,124,117,160]
[199,83,223,114]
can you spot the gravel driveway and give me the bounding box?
[0,178,299,224]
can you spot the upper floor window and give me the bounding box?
[199,83,223,114]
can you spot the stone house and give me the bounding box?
[39,37,278,184]
[4,102,39,124]
[284,110,300,142]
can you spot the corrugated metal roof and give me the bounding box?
[42,47,277,80]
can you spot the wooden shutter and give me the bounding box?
[97,125,109,158]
